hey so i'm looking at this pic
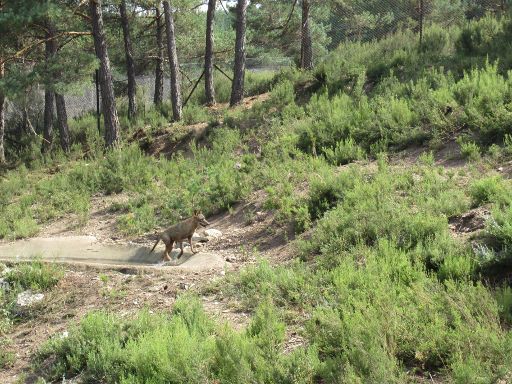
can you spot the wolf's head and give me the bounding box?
[194,210,210,227]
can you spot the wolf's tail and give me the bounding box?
[150,238,160,253]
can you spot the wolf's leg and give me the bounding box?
[164,240,174,262]
[189,236,196,253]
[178,241,184,259]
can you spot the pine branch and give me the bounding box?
[0,32,92,66]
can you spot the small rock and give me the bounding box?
[60,331,69,339]
[179,282,189,290]
[0,278,10,291]
[225,257,235,263]
[192,231,209,242]
[498,167,504,172]
[234,162,242,170]
[16,291,44,307]
[220,270,226,276]
[205,229,223,238]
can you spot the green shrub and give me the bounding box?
[269,80,296,108]
[37,296,315,383]
[420,24,449,54]
[495,286,512,324]
[437,253,475,281]
[469,176,511,207]
[0,348,14,369]
[5,260,63,291]
[456,15,503,56]
[224,259,316,310]
[98,146,156,195]
[323,138,365,165]
[307,170,355,221]
[245,70,276,96]
[453,62,512,141]
[182,104,209,125]
[504,133,512,155]
[303,244,511,383]
[118,202,157,236]
[487,205,512,255]
[457,138,481,161]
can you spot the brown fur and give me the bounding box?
[150,210,209,262]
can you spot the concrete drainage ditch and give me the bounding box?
[0,236,227,271]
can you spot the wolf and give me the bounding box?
[150,210,210,262]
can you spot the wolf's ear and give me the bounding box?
[193,209,199,215]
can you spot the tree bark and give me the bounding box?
[43,90,54,152]
[90,0,121,148]
[230,0,248,107]
[43,22,57,153]
[120,0,137,120]
[163,0,182,121]
[154,5,164,106]
[0,62,5,164]
[45,19,71,153]
[55,93,70,152]
[204,0,216,106]
[300,0,313,70]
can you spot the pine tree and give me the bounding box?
[163,0,182,121]
[154,4,164,106]
[120,0,137,120]
[90,0,121,147]
[204,0,217,106]
[230,0,248,107]
[300,0,313,70]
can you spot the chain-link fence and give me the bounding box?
[4,58,293,129]
[4,0,509,131]
[328,0,508,45]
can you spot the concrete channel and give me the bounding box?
[0,236,227,271]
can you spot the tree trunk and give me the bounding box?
[43,90,54,152]
[42,21,57,153]
[90,0,121,148]
[55,93,70,152]
[45,19,71,153]
[300,0,313,70]
[230,0,248,107]
[0,62,5,164]
[154,5,164,106]
[163,0,182,121]
[204,0,216,106]
[120,0,137,120]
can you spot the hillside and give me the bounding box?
[1,15,512,384]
